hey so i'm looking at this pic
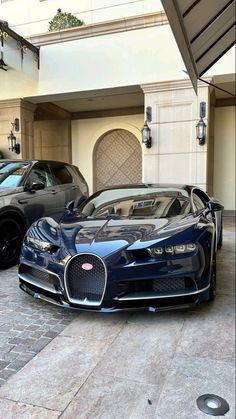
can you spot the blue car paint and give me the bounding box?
[19,184,222,312]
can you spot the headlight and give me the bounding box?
[147,243,197,257]
[26,237,54,252]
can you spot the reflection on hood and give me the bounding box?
[58,217,173,247]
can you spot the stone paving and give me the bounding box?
[0,267,78,387]
[0,217,235,418]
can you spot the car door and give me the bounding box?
[19,162,62,226]
[191,188,216,247]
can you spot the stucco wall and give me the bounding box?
[0,99,35,159]
[35,25,183,97]
[34,120,72,162]
[0,71,38,103]
[71,114,143,194]
[0,1,234,101]
[213,106,235,211]
[1,22,184,101]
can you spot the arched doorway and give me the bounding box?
[94,129,142,191]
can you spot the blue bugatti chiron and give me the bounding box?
[19,184,223,312]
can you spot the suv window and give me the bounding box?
[50,163,73,185]
[69,165,89,196]
[0,162,30,188]
[26,163,55,187]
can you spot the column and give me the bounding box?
[141,79,212,191]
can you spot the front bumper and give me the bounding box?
[19,248,211,312]
[19,280,209,312]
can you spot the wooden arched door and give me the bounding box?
[94,129,142,191]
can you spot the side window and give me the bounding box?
[69,166,89,196]
[50,163,73,185]
[192,190,207,211]
[178,199,191,215]
[26,163,55,187]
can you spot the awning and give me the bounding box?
[0,19,40,71]
[161,0,236,93]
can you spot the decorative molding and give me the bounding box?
[0,98,22,109]
[21,100,37,113]
[141,77,213,93]
[27,11,168,46]
[0,98,36,112]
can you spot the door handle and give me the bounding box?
[51,190,57,194]
[18,199,28,204]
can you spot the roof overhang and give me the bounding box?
[161,0,236,93]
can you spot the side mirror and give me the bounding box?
[66,200,75,212]
[207,200,224,213]
[66,195,87,211]
[76,195,87,207]
[31,181,45,191]
[24,181,45,192]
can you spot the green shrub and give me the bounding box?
[49,9,84,31]
[0,150,4,159]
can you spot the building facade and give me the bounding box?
[0,0,235,211]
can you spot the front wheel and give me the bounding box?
[0,218,24,270]
[208,253,216,302]
[217,222,223,249]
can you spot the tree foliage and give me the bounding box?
[49,9,84,31]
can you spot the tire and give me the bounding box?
[217,222,223,249]
[208,253,216,302]
[0,218,24,269]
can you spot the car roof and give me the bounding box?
[0,159,74,165]
[100,183,194,192]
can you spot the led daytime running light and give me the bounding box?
[148,243,197,257]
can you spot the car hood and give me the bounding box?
[0,187,20,197]
[56,213,197,257]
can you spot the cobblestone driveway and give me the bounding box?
[0,267,77,387]
[0,217,234,416]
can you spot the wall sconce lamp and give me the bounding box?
[8,119,20,154]
[141,120,152,148]
[12,118,20,131]
[8,131,20,154]
[196,101,206,145]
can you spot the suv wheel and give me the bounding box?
[0,218,23,269]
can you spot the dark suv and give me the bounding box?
[0,160,88,269]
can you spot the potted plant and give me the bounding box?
[49,9,84,31]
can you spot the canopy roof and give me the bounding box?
[161,0,236,93]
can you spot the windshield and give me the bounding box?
[0,162,30,188]
[79,187,191,219]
